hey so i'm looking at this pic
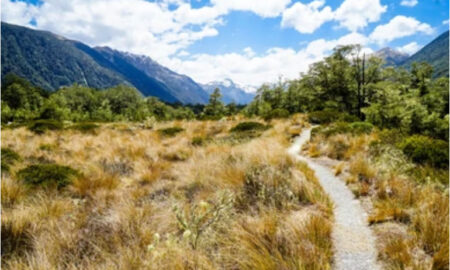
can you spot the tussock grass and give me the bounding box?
[1,117,334,269]
[308,129,449,269]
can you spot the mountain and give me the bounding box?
[374,47,409,66]
[1,22,209,104]
[201,79,255,105]
[93,48,209,104]
[401,31,449,78]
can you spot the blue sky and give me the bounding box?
[2,0,449,88]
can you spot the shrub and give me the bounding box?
[308,110,340,124]
[69,122,99,133]
[1,148,21,173]
[399,135,449,168]
[158,127,184,137]
[17,164,79,189]
[264,108,289,120]
[349,122,374,135]
[28,120,63,134]
[230,122,268,133]
[308,110,360,124]
[191,136,210,146]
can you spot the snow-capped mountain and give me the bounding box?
[201,79,255,105]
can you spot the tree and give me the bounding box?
[202,88,226,119]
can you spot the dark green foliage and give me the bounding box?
[264,108,289,120]
[308,110,341,124]
[399,135,449,168]
[349,122,374,134]
[28,120,63,134]
[69,122,99,133]
[158,127,184,137]
[230,122,268,133]
[312,122,373,138]
[202,88,226,120]
[17,164,79,188]
[1,148,21,173]
[191,136,210,146]
[39,144,57,151]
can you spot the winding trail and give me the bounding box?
[288,128,380,270]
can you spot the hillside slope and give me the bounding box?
[401,31,449,78]
[1,22,209,104]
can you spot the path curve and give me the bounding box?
[288,127,380,270]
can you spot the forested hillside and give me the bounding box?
[401,31,449,78]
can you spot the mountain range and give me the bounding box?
[201,79,255,105]
[373,31,449,78]
[374,47,409,66]
[1,22,448,105]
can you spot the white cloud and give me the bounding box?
[281,0,333,34]
[211,0,291,18]
[370,15,434,44]
[443,19,449,25]
[334,0,387,31]
[1,0,37,25]
[397,41,421,55]
[400,0,418,7]
[163,32,372,87]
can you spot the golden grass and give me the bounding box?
[1,117,334,269]
[308,130,449,269]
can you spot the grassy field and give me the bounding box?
[306,127,449,269]
[1,116,334,269]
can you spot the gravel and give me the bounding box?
[288,127,381,270]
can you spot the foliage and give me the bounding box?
[28,120,63,134]
[230,121,268,133]
[68,122,99,133]
[1,148,21,173]
[263,108,289,120]
[201,88,226,120]
[17,164,79,189]
[398,135,449,168]
[158,127,184,137]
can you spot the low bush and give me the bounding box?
[17,164,80,189]
[312,122,373,138]
[308,110,359,124]
[69,122,99,133]
[230,121,269,133]
[349,122,374,135]
[191,136,210,146]
[28,120,63,134]
[264,108,289,120]
[398,135,449,168]
[1,148,21,173]
[158,127,184,137]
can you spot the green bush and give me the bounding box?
[308,110,340,124]
[349,122,374,135]
[308,110,360,124]
[158,127,184,137]
[28,120,63,134]
[1,148,21,173]
[230,121,269,133]
[264,108,289,120]
[191,136,210,146]
[312,122,373,138]
[399,135,449,168]
[17,164,80,189]
[69,122,99,133]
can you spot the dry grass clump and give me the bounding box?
[2,117,334,269]
[308,129,449,269]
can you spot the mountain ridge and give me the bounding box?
[1,22,209,104]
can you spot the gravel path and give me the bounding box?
[288,127,381,270]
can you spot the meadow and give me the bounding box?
[1,116,334,269]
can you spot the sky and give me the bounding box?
[2,0,449,90]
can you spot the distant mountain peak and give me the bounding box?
[201,78,255,105]
[374,47,409,66]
